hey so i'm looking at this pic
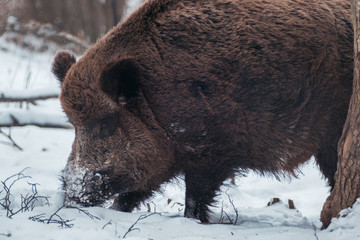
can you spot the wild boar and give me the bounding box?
[52,0,353,222]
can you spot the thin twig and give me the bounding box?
[0,232,11,238]
[312,223,319,240]
[0,168,49,218]
[29,213,74,228]
[123,213,159,238]
[0,128,23,151]
[170,201,184,213]
[66,206,101,220]
[47,205,66,224]
[223,209,234,224]
[102,220,112,230]
[0,168,31,217]
[30,204,101,229]
[218,201,225,224]
[225,191,239,225]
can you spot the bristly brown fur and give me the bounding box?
[52,51,76,83]
[53,0,353,222]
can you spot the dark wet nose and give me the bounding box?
[88,173,105,193]
[92,173,103,185]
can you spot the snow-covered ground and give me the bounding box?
[1,13,360,240]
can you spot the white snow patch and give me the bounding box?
[125,0,143,17]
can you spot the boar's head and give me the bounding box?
[52,51,173,208]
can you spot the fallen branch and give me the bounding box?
[0,122,71,129]
[29,205,100,229]
[0,121,72,129]
[29,213,74,228]
[0,94,59,104]
[0,111,72,129]
[56,32,91,50]
[0,128,23,151]
[0,89,59,104]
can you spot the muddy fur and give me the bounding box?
[53,0,353,222]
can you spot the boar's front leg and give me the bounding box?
[184,169,228,223]
[111,191,153,212]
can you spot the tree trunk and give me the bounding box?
[321,0,360,229]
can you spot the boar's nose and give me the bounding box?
[63,169,112,207]
[88,172,106,193]
[92,173,103,185]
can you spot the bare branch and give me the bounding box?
[0,168,49,218]
[47,205,66,224]
[0,232,11,238]
[0,114,72,129]
[123,213,160,238]
[0,128,23,151]
[218,201,225,223]
[312,224,319,240]
[66,206,101,220]
[102,220,112,230]
[0,94,59,103]
[225,191,239,225]
[29,213,74,228]
[218,191,239,225]
[29,204,100,228]
[0,122,72,129]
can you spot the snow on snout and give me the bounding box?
[62,162,114,207]
[62,165,89,205]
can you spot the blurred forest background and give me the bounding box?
[0,0,144,54]
[0,0,143,128]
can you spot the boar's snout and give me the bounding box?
[63,167,113,207]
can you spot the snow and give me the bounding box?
[0,88,59,99]
[125,0,144,17]
[0,35,57,91]
[1,9,360,240]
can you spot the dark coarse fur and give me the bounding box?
[53,0,353,222]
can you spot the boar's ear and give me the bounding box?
[100,57,140,105]
[52,51,76,84]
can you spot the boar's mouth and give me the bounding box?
[61,167,115,208]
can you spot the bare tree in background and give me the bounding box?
[0,0,142,131]
[321,0,360,229]
[0,0,142,43]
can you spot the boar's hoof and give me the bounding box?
[184,198,209,223]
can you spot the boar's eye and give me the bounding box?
[99,118,116,138]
